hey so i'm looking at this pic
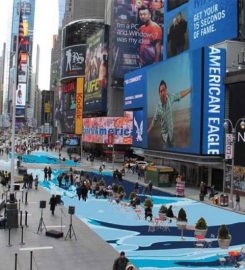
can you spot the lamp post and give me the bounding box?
[224,117,245,208]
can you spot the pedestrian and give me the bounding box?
[134,181,139,194]
[112,251,129,270]
[235,193,241,211]
[47,166,52,181]
[34,175,38,190]
[148,181,153,195]
[44,166,48,181]
[28,173,33,189]
[49,194,57,215]
[126,263,136,270]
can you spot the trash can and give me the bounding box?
[6,203,18,228]
[224,194,229,207]
[220,194,224,206]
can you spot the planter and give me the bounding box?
[218,236,232,249]
[195,229,207,237]
[176,221,187,230]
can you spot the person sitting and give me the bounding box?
[144,206,153,221]
[166,205,176,222]
[209,185,218,199]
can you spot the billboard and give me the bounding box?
[61,80,76,133]
[112,0,164,78]
[229,82,245,166]
[75,78,84,135]
[147,50,202,153]
[61,45,86,79]
[164,0,238,59]
[83,112,133,145]
[202,47,225,155]
[84,29,108,113]
[18,63,28,83]
[16,83,26,107]
[124,68,147,110]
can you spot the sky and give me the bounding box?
[0,0,59,90]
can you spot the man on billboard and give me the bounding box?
[147,80,191,148]
[138,6,162,66]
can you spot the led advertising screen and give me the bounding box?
[147,49,202,153]
[61,45,86,79]
[16,83,26,107]
[112,0,164,78]
[202,47,225,155]
[164,0,238,59]
[84,29,108,113]
[124,67,147,110]
[83,112,133,145]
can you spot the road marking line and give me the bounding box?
[20,246,54,251]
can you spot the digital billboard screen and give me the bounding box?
[164,0,238,59]
[83,112,133,145]
[61,45,86,79]
[112,0,164,78]
[147,49,202,153]
[84,29,108,113]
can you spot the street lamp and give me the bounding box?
[224,117,245,208]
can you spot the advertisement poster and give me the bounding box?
[83,112,133,145]
[112,0,164,78]
[84,29,108,113]
[61,45,86,79]
[16,83,26,107]
[147,50,202,153]
[164,0,238,59]
[18,63,28,83]
[133,109,146,148]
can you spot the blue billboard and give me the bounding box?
[147,50,202,153]
[202,47,225,155]
[124,68,147,110]
[164,0,238,59]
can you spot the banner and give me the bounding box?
[225,133,233,160]
[202,47,225,155]
[75,78,84,135]
[61,45,86,79]
[83,112,133,145]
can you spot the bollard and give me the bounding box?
[20,211,23,227]
[25,211,28,227]
[15,253,18,270]
[7,228,12,247]
[20,226,25,245]
[18,199,21,211]
[30,251,33,270]
[25,191,28,205]
[21,191,24,203]
[1,193,3,199]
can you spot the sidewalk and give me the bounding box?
[0,185,118,270]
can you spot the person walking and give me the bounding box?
[44,166,48,181]
[49,194,57,215]
[34,175,38,190]
[235,193,241,211]
[47,166,52,181]
[112,251,129,270]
